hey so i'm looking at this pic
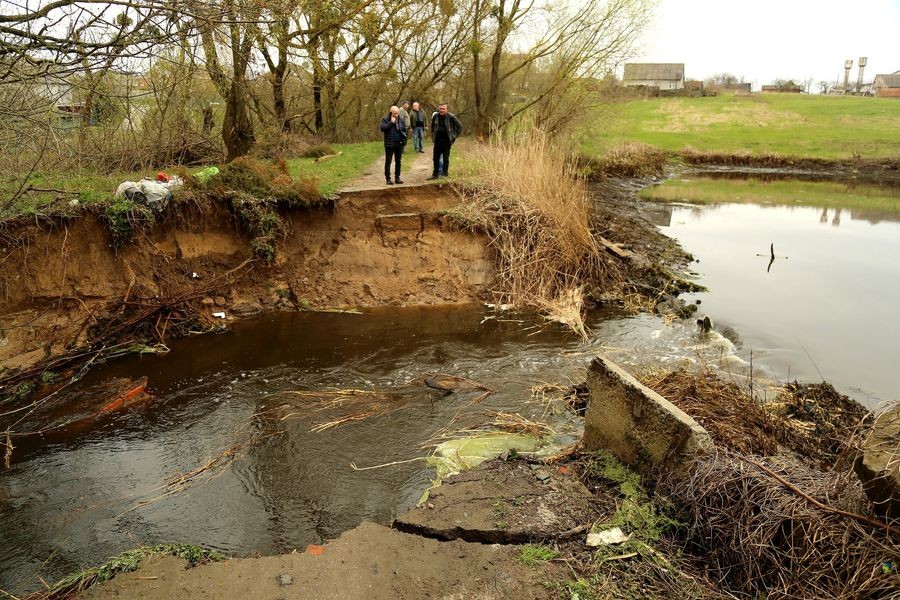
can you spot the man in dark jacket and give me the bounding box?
[428,102,463,179]
[380,105,407,185]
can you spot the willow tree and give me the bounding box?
[470,0,653,138]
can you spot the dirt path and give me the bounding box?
[341,144,435,192]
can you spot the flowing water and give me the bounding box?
[0,306,739,594]
[651,183,900,408]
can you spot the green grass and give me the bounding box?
[518,544,559,566]
[585,451,680,543]
[640,176,900,214]
[42,544,225,598]
[0,169,140,218]
[286,141,382,195]
[1,141,383,219]
[578,93,900,159]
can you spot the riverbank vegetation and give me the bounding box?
[23,544,225,600]
[449,134,624,336]
[544,368,896,600]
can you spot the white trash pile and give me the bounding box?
[115,176,183,212]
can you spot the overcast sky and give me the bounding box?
[634,0,900,88]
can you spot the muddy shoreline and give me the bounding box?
[0,177,688,406]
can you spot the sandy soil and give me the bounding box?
[78,521,563,599]
[0,166,494,379]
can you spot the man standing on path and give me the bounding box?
[428,102,462,179]
[398,101,411,154]
[410,101,426,153]
[380,106,406,185]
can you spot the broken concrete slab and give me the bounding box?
[393,459,598,544]
[78,522,562,600]
[583,357,713,476]
[375,212,424,232]
[854,403,900,519]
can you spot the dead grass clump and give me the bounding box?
[579,142,669,178]
[641,368,785,456]
[643,369,869,469]
[775,380,868,469]
[252,131,333,160]
[664,453,899,599]
[205,157,320,207]
[453,132,622,336]
[679,148,830,170]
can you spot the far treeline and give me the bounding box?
[0,0,652,172]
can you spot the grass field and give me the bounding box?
[640,176,900,214]
[578,93,900,159]
[0,142,383,218]
[287,141,382,195]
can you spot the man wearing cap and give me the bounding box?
[398,101,411,154]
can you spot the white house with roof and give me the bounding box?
[623,63,685,90]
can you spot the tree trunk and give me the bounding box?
[223,80,254,161]
[272,62,289,133]
[472,0,485,138]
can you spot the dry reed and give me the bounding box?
[579,141,669,178]
[663,452,899,599]
[278,389,400,432]
[480,411,556,437]
[452,132,622,336]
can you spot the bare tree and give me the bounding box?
[469,0,652,138]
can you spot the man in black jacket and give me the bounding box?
[428,102,463,179]
[380,106,407,185]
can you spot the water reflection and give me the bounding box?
[661,201,900,408]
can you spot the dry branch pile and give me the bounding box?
[642,368,785,456]
[642,369,869,469]
[664,453,899,599]
[452,133,622,336]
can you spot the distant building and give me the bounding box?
[873,72,900,98]
[623,63,684,90]
[761,80,803,93]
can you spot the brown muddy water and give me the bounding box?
[653,192,900,408]
[1,305,739,594]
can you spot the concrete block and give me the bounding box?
[854,403,900,519]
[584,357,713,475]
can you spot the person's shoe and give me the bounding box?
[441,172,449,178]
[395,178,404,184]
[426,174,439,180]
[386,179,394,185]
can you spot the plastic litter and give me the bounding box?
[193,166,220,183]
[212,311,226,319]
[429,432,546,481]
[115,177,183,212]
[586,527,630,547]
